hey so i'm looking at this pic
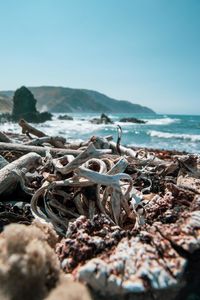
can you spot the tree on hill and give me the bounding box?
[12,86,52,123]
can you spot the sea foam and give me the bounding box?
[149,130,200,142]
[145,118,179,125]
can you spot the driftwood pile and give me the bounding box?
[0,119,200,300]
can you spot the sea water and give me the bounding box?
[1,113,200,153]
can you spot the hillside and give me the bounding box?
[0,95,12,113]
[0,86,155,114]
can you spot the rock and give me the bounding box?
[56,215,127,273]
[12,86,37,117]
[90,118,101,124]
[61,212,200,299]
[177,175,200,194]
[12,86,52,123]
[90,113,113,124]
[58,114,73,120]
[119,117,146,124]
[55,188,200,299]
[101,113,113,124]
[77,232,186,296]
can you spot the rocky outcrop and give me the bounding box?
[58,114,73,120]
[11,86,52,123]
[90,113,113,124]
[119,117,146,124]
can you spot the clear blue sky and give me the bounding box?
[0,0,199,114]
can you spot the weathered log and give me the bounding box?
[0,142,84,157]
[0,152,42,195]
[64,141,90,150]
[25,136,66,148]
[63,135,113,150]
[0,131,12,143]
[19,119,46,137]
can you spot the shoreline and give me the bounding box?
[1,113,200,155]
[3,130,189,155]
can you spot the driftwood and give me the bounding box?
[64,141,90,150]
[0,142,84,157]
[19,119,46,137]
[92,136,169,168]
[0,152,41,195]
[52,143,112,174]
[30,142,136,233]
[19,119,67,148]
[1,121,200,299]
[25,136,66,148]
[92,136,137,157]
[0,131,12,143]
[63,135,112,150]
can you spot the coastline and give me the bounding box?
[1,113,200,153]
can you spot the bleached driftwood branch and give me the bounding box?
[53,143,112,174]
[0,131,12,143]
[107,157,128,175]
[25,136,66,148]
[0,142,83,157]
[76,167,133,224]
[19,119,46,137]
[92,136,137,157]
[0,152,42,195]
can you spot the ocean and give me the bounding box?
[1,113,200,153]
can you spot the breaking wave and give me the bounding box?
[149,130,200,142]
[145,118,179,125]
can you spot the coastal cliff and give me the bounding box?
[0,86,155,114]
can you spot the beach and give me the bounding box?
[0,119,200,299]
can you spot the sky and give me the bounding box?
[0,0,199,114]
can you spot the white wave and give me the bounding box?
[0,122,20,133]
[145,117,179,125]
[35,119,116,139]
[149,130,200,142]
